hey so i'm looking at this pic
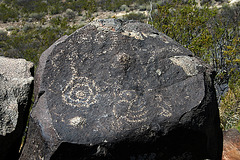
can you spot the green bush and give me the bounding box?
[2,21,79,66]
[6,26,16,31]
[0,30,8,41]
[63,9,76,21]
[123,12,146,22]
[29,12,46,21]
[22,24,33,32]
[220,79,240,131]
[16,0,48,13]
[0,3,19,22]
[49,5,61,15]
[139,5,147,11]
[50,16,63,26]
[150,0,240,131]
[120,4,130,12]
[83,0,97,20]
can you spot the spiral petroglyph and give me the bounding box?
[62,76,98,108]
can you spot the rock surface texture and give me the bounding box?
[20,19,222,160]
[0,56,33,160]
[222,129,240,160]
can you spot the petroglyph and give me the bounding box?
[62,76,98,108]
[43,20,188,132]
[157,102,172,117]
[154,94,172,117]
[113,90,148,123]
[158,45,184,54]
[47,48,174,128]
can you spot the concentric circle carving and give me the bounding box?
[62,76,98,108]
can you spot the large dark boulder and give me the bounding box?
[0,56,34,160]
[20,19,222,160]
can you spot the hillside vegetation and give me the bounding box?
[0,0,239,131]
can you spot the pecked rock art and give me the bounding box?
[62,76,98,108]
[20,19,222,160]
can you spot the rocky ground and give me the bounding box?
[0,4,148,35]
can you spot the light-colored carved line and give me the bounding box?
[127,104,146,113]
[62,76,97,108]
[156,101,172,117]
[125,104,148,123]
[113,90,149,123]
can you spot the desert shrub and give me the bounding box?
[22,24,33,32]
[83,0,97,20]
[6,26,16,31]
[2,21,79,66]
[219,2,240,29]
[98,0,132,11]
[63,9,76,21]
[67,0,88,12]
[150,0,240,131]
[123,12,146,22]
[139,5,147,11]
[151,0,217,51]
[16,0,32,3]
[0,30,8,41]
[50,16,63,26]
[29,12,45,21]
[151,2,158,9]
[0,30,8,48]
[16,0,48,13]
[220,79,240,131]
[120,4,130,11]
[97,0,155,11]
[49,0,65,13]
[49,5,61,15]
[0,3,19,22]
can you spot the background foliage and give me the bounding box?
[0,0,239,131]
[149,0,239,131]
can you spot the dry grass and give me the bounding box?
[220,80,240,131]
